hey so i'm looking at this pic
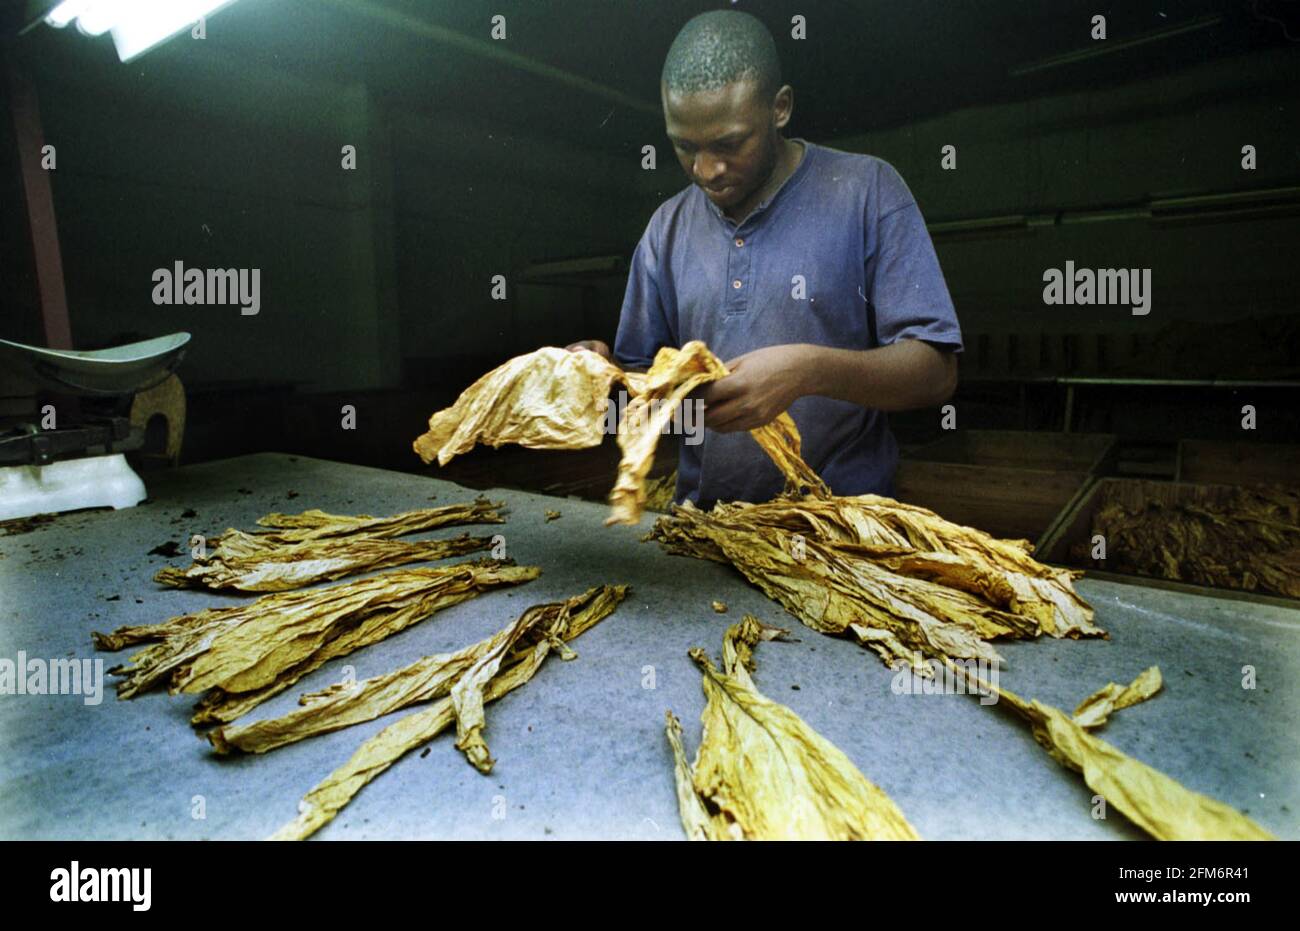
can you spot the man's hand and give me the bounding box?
[698,344,812,433]
[564,339,613,362]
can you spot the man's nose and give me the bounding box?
[693,154,725,183]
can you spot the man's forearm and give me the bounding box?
[794,340,957,411]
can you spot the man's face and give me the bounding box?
[662,79,781,213]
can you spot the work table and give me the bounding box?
[2,453,1295,840]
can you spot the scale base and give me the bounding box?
[0,453,147,521]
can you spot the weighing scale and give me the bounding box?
[0,332,190,521]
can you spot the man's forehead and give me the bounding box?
[662,79,764,136]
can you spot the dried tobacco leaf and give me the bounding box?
[606,342,828,526]
[605,341,728,525]
[742,495,1087,628]
[642,471,678,513]
[1075,484,1300,599]
[210,585,625,755]
[268,585,628,840]
[244,498,506,545]
[667,615,918,840]
[154,532,494,592]
[95,561,539,727]
[408,341,824,526]
[650,498,1101,672]
[412,347,635,466]
[946,661,1274,840]
[1071,666,1162,729]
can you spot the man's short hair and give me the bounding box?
[661,10,781,99]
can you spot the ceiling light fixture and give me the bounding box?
[44,0,239,63]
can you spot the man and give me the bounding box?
[568,9,960,510]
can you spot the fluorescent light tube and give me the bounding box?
[110,0,239,63]
[43,0,239,62]
[44,1,90,28]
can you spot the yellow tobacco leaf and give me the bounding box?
[1071,665,1163,729]
[683,494,1098,639]
[173,562,538,698]
[246,498,505,545]
[606,341,728,526]
[653,504,1012,672]
[155,532,493,592]
[407,341,825,526]
[667,615,919,840]
[210,585,623,755]
[96,561,538,725]
[412,347,633,466]
[268,585,628,840]
[606,342,827,526]
[948,661,1274,840]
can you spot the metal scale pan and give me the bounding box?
[0,332,190,397]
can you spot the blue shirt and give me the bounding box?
[614,139,962,510]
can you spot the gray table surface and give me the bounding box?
[1,453,1296,840]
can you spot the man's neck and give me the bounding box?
[724,137,805,223]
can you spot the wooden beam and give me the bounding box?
[5,50,72,350]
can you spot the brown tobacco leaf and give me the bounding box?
[412,347,634,466]
[642,471,679,513]
[95,561,539,727]
[268,585,628,841]
[154,532,494,592]
[667,615,919,840]
[947,661,1274,840]
[1075,484,1300,599]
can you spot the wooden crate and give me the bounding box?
[893,460,1092,548]
[1176,440,1300,486]
[909,429,1118,474]
[1037,476,1299,605]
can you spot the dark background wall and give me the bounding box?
[3,0,1298,467]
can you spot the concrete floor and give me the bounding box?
[1,452,1295,840]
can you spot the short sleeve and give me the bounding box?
[868,164,963,353]
[613,219,676,370]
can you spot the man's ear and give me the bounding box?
[772,85,795,130]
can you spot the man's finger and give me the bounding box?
[564,340,612,360]
[702,376,744,405]
[704,400,743,430]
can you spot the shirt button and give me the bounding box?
[732,279,742,289]
[734,237,744,247]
